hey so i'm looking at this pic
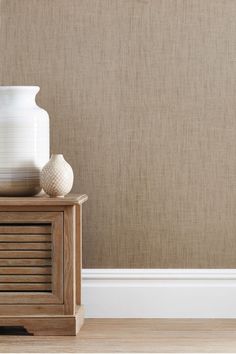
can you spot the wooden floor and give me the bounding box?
[1,319,236,352]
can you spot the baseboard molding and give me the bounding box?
[82,269,236,318]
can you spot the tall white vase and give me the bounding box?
[0,86,50,196]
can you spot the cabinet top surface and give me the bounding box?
[0,193,88,206]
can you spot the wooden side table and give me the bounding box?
[0,194,87,335]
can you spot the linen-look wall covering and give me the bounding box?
[0,0,236,268]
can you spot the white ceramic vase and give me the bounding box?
[0,86,50,196]
[40,154,74,197]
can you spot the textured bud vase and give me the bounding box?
[0,86,49,196]
[40,154,74,197]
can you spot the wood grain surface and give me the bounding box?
[1,0,236,268]
[1,319,236,352]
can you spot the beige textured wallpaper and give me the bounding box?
[1,0,236,268]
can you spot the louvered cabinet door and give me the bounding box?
[0,212,63,309]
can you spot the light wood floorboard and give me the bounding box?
[1,319,236,353]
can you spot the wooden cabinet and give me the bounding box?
[0,194,87,335]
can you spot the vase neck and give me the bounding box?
[0,86,39,108]
[51,154,64,161]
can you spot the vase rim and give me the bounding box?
[51,154,64,159]
[0,86,40,90]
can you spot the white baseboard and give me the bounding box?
[82,269,236,318]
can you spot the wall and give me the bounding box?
[1,0,236,268]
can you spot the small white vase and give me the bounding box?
[0,86,49,196]
[40,154,74,197]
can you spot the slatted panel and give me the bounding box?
[0,259,51,266]
[0,235,51,242]
[0,251,51,258]
[0,243,51,250]
[0,267,51,274]
[0,275,51,282]
[0,225,51,234]
[0,284,51,291]
[0,223,52,292]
